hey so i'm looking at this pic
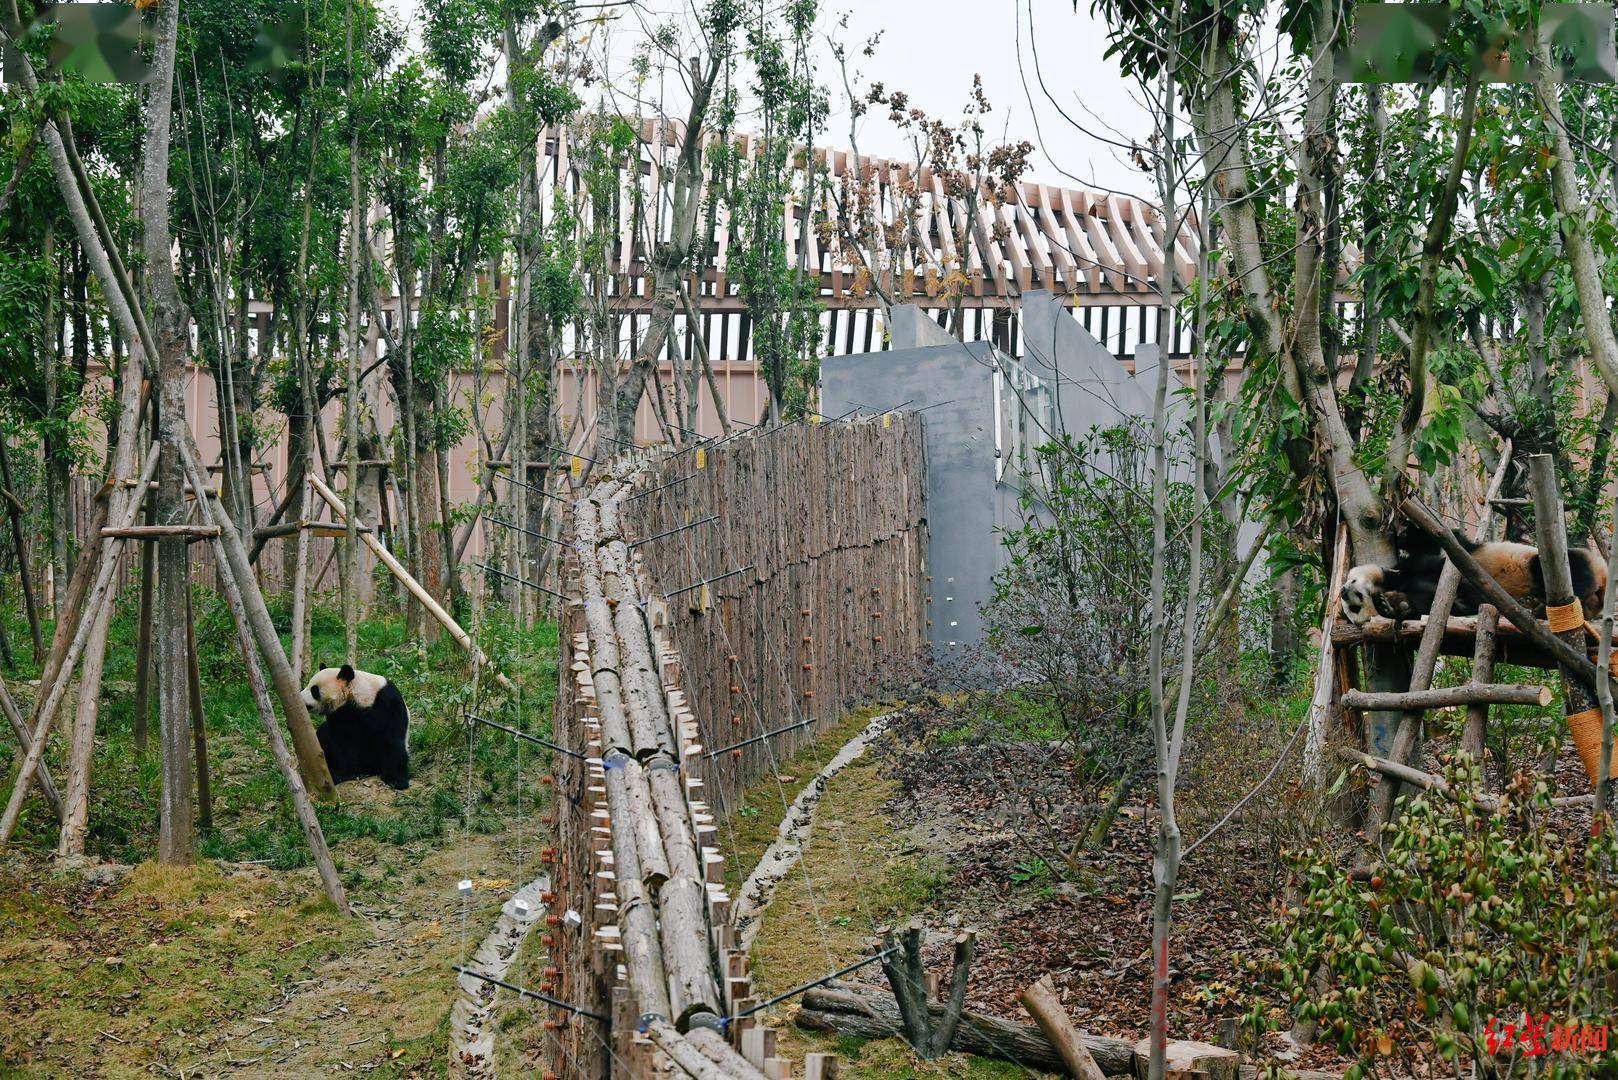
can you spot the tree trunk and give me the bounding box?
[611,61,721,445]
[141,0,195,866]
[0,435,44,662]
[1531,28,1618,399]
[342,0,364,664]
[186,587,211,832]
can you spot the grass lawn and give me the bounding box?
[0,586,558,1077]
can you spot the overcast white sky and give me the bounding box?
[813,0,1157,198]
[382,0,1159,198]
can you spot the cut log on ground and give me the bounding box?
[1021,974,1107,1080]
[1131,1038,1238,1080]
[795,982,1136,1074]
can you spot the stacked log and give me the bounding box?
[544,420,926,1077]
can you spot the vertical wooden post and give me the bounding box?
[132,483,157,750]
[1528,453,1602,781]
[185,587,211,832]
[1461,604,1498,766]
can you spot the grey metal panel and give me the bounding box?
[821,342,1000,654]
[1020,289,1153,439]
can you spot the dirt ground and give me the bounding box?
[737,712,1362,1078]
[0,779,540,1079]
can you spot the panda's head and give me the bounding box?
[302,664,388,715]
[1340,564,1401,626]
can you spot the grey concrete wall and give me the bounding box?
[888,305,961,350]
[821,340,999,654]
[1021,290,1152,439]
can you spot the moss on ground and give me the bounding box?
[734,706,1044,1078]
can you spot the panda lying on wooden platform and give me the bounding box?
[1340,530,1608,628]
[301,664,411,790]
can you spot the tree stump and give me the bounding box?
[879,919,976,1059]
[1130,1038,1240,1080]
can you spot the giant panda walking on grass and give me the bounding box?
[301,665,412,790]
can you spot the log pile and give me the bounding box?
[545,419,924,1077]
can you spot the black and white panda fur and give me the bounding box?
[300,664,411,790]
[1340,530,1608,628]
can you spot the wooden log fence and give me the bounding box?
[543,417,927,1077]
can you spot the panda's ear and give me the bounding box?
[338,663,355,683]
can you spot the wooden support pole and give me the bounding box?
[0,435,44,662]
[1338,746,1593,813]
[56,571,114,855]
[1462,605,1498,763]
[1341,682,1552,711]
[1370,449,1510,826]
[1020,974,1107,1080]
[0,676,60,819]
[1528,454,1602,782]
[132,478,157,750]
[0,443,159,845]
[100,524,219,539]
[207,491,349,913]
[308,474,512,691]
[177,436,336,802]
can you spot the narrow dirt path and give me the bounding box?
[180,831,525,1078]
[731,711,892,954]
[448,872,550,1077]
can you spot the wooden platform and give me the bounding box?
[1330,614,1614,672]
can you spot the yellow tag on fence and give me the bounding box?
[570,455,583,479]
[695,447,707,470]
[883,412,892,428]
[698,583,711,612]
[810,412,821,424]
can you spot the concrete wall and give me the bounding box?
[820,341,999,654]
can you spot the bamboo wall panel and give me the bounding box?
[621,415,928,814]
